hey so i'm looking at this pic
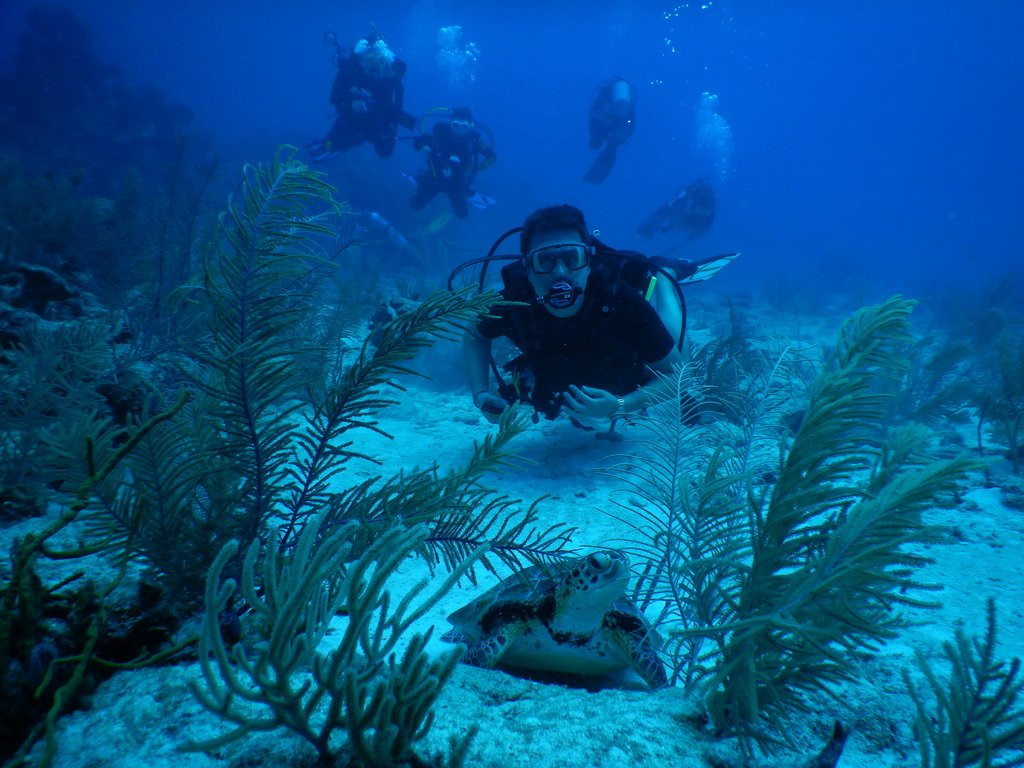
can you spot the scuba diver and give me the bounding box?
[638,178,718,240]
[410,107,496,219]
[455,205,738,428]
[308,31,416,162]
[462,205,687,427]
[584,77,636,184]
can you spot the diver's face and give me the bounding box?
[451,119,471,137]
[525,228,591,318]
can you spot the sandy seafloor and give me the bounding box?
[12,297,1024,768]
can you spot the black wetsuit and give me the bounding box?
[325,53,408,158]
[588,80,636,151]
[476,256,675,419]
[637,179,718,240]
[411,123,495,218]
[585,78,636,184]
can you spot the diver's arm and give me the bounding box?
[649,275,685,352]
[464,328,491,396]
[329,57,356,107]
[563,378,667,420]
[464,329,506,423]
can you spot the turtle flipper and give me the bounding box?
[441,628,468,644]
[461,626,526,668]
[614,627,669,689]
[631,644,669,689]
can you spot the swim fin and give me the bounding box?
[427,212,456,233]
[307,139,338,163]
[650,252,739,284]
[583,143,619,184]
[467,191,496,209]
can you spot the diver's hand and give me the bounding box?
[473,390,507,424]
[448,154,461,164]
[561,385,621,420]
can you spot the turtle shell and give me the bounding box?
[444,551,665,685]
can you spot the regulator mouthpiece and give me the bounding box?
[542,280,582,309]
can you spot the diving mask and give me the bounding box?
[527,242,591,274]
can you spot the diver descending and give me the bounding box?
[584,77,636,184]
[637,178,718,241]
[409,107,496,219]
[308,31,416,162]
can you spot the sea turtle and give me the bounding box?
[441,550,668,689]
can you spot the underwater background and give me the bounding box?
[2,0,1022,301]
[2,1,1024,767]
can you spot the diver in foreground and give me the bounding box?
[584,77,636,184]
[638,178,718,240]
[463,205,687,428]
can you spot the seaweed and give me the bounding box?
[607,339,800,690]
[186,515,481,766]
[0,319,115,521]
[70,151,560,610]
[0,393,190,767]
[904,598,1024,767]
[605,363,751,689]
[615,296,980,756]
[166,153,571,764]
[3,150,572,764]
[889,335,974,432]
[706,298,978,751]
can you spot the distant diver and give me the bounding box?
[584,77,636,184]
[637,178,718,240]
[308,30,416,162]
[410,107,496,219]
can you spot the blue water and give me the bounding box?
[2,0,1021,301]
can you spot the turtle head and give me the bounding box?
[554,550,630,631]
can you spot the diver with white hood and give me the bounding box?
[308,30,416,161]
